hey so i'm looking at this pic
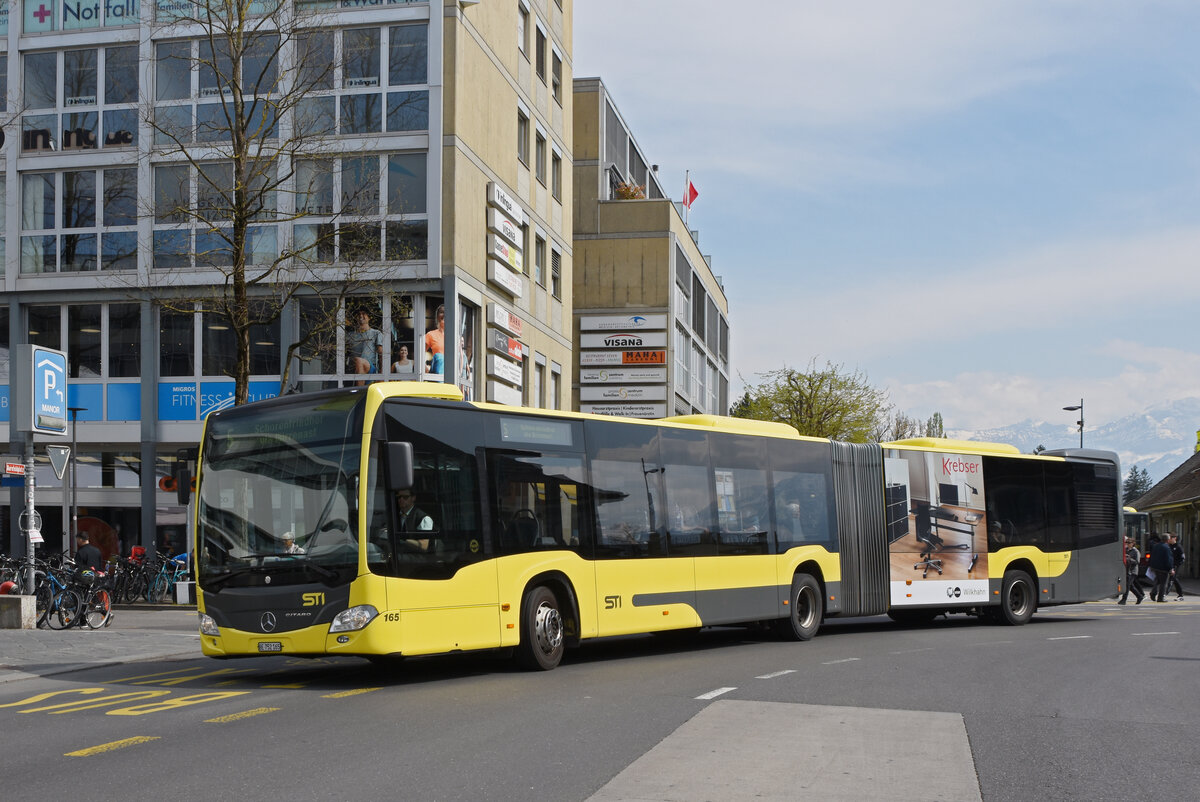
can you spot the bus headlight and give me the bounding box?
[329,605,379,633]
[199,613,220,636]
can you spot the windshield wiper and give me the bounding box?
[204,555,339,589]
[270,554,339,581]
[204,564,268,590]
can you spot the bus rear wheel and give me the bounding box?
[999,569,1037,625]
[775,574,822,641]
[516,586,565,670]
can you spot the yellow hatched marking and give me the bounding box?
[205,707,281,723]
[127,667,256,687]
[66,736,160,756]
[0,688,105,709]
[112,667,205,682]
[26,691,171,714]
[261,683,307,689]
[322,687,382,699]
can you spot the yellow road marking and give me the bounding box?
[205,707,281,723]
[261,683,307,689]
[112,667,204,682]
[322,687,382,699]
[66,736,160,756]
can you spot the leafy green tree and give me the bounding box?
[1123,465,1154,505]
[733,360,891,442]
[923,412,945,438]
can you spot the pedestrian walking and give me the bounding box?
[1165,534,1186,600]
[1118,536,1144,605]
[1148,533,1175,602]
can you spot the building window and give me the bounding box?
[535,27,547,83]
[674,325,689,396]
[294,153,430,266]
[535,132,547,185]
[159,308,195,377]
[534,358,545,408]
[550,248,561,299]
[517,110,529,164]
[68,305,102,378]
[154,36,287,145]
[550,365,561,410]
[691,273,706,336]
[518,2,530,57]
[551,50,562,104]
[22,46,138,155]
[551,151,562,201]
[109,303,141,378]
[534,235,546,286]
[20,168,135,274]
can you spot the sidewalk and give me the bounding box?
[0,605,201,685]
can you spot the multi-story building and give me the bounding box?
[571,78,729,418]
[2,0,573,558]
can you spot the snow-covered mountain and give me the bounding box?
[947,397,1200,485]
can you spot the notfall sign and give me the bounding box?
[23,0,139,32]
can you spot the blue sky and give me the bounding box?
[573,1,1200,431]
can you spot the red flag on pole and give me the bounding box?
[684,180,699,209]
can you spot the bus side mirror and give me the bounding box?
[387,442,414,491]
[175,447,196,506]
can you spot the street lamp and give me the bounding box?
[68,406,86,551]
[1062,399,1083,448]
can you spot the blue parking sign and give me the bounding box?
[32,347,68,434]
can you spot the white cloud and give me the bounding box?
[887,344,1200,429]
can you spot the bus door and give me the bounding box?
[374,403,499,655]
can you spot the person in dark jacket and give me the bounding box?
[1165,534,1185,600]
[1118,536,1144,605]
[1148,534,1175,602]
[75,533,103,571]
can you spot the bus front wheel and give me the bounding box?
[999,569,1037,625]
[775,573,822,641]
[516,586,565,671]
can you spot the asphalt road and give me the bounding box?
[1,600,1196,801]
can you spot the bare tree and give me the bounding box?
[142,0,428,404]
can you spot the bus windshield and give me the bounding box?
[196,392,365,589]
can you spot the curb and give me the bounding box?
[0,648,199,685]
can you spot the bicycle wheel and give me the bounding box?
[84,588,113,629]
[34,579,52,628]
[147,574,168,604]
[47,589,82,630]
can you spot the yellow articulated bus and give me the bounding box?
[193,382,1122,670]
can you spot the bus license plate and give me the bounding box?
[258,642,283,652]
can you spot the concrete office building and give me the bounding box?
[571,78,729,418]
[2,0,574,559]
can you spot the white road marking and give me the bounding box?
[1046,635,1092,640]
[1132,631,1180,636]
[755,669,796,679]
[695,687,737,700]
[889,648,935,655]
[821,657,860,665]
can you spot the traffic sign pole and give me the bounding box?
[23,438,39,594]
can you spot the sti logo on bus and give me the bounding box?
[604,595,621,609]
[302,592,325,607]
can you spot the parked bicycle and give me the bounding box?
[147,552,190,603]
[73,566,114,629]
[30,558,83,629]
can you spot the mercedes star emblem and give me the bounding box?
[260,612,277,632]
